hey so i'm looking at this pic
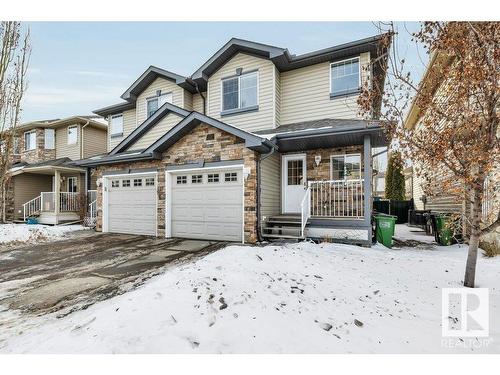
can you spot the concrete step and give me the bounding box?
[262,233,303,240]
[263,226,302,235]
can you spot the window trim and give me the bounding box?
[110,114,124,138]
[67,176,78,192]
[67,125,78,145]
[146,92,173,118]
[329,57,361,99]
[330,153,362,181]
[44,128,55,150]
[23,130,36,151]
[220,70,259,116]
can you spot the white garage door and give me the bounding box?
[171,169,243,242]
[107,174,157,236]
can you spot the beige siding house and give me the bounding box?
[6,116,107,224]
[86,36,390,245]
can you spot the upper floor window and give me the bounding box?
[221,71,258,114]
[110,114,123,137]
[330,154,361,181]
[44,129,55,149]
[24,130,36,151]
[330,57,360,97]
[147,92,173,118]
[67,125,78,145]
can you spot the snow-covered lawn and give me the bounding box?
[0,224,86,247]
[0,225,498,353]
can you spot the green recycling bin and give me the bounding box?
[435,215,453,246]
[374,215,397,248]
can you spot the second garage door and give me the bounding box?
[170,169,243,242]
[107,174,157,236]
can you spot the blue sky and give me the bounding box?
[22,22,427,122]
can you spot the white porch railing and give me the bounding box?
[309,179,364,218]
[300,185,311,238]
[60,192,79,212]
[23,195,41,221]
[41,192,55,212]
[87,190,97,204]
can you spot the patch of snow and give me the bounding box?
[0,224,86,246]
[394,224,436,244]
[0,241,498,353]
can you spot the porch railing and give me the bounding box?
[309,179,364,218]
[60,192,79,212]
[23,195,41,221]
[41,192,55,212]
[87,190,97,204]
[300,185,311,238]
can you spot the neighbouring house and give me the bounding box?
[5,116,107,224]
[405,52,499,246]
[77,36,390,245]
[404,166,413,201]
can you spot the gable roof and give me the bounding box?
[191,35,389,91]
[109,102,190,155]
[144,111,275,155]
[120,66,195,102]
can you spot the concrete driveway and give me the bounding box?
[0,233,226,317]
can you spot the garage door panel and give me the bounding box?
[107,175,157,236]
[171,169,243,242]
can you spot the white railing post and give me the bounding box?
[300,183,312,238]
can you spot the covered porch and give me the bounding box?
[258,119,387,245]
[10,163,96,225]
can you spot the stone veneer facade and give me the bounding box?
[94,123,258,243]
[19,128,56,164]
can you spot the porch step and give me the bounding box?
[262,214,304,240]
[262,234,303,240]
[263,226,302,236]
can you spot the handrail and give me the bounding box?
[23,195,41,221]
[300,185,311,238]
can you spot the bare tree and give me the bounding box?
[0,21,31,222]
[359,22,499,287]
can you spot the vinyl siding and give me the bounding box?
[207,53,275,132]
[136,77,184,125]
[83,126,107,158]
[108,109,136,152]
[192,92,205,113]
[274,66,281,127]
[55,124,81,160]
[280,52,370,125]
[183,90,193,111]
[260,152,281,222]
[129,112,183,151]
[13,173,52,218]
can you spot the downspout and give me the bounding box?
[186,78,206,114]
[256,142,277,242]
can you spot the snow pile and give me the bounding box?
[0,224,86,246]
[1,238,498,353]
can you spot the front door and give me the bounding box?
[282,154,307,213]
[67,177,78,192]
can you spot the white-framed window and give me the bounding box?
[146,92,173,118]
[44,128,55,149]
[133,178,143,187]
[24,130,36,151]
[330,154,362,181]
[122,179,131,187]
[224,172,238,182]
[221,71,258,112]
[207,173,220,183]
[111,180,120,188]
[176,175,187,185]
[67,177,78,192]
[67,125,78,145]
[330,57,360,97]
[110,114,124,137]
[191,175,203,184]
[145,177,155,186]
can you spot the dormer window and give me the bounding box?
[146,92,173,118]
[221,71,258,115]
[330,57,360,98]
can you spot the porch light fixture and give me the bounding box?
[243,167,251,181]
[314,155,321,167]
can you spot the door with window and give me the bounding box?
[67,177,78,192]
[282,154,307,213]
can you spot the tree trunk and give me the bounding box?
[463,185,483,288]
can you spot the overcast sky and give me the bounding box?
[21,21,427,123]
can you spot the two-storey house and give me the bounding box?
[79,35,390,245]
[6,116,107,224]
